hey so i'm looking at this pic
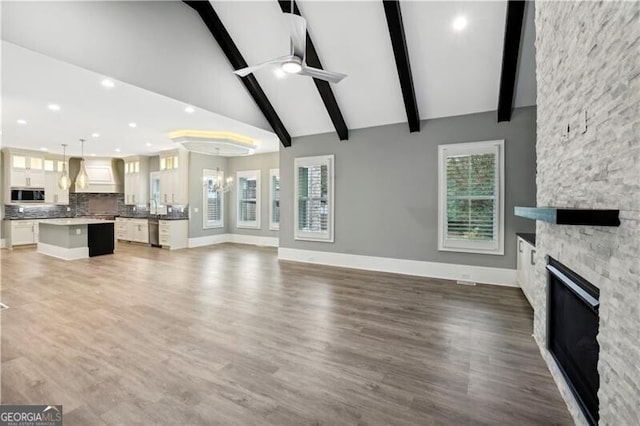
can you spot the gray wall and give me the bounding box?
[280,106,536,269]
[188,152,228,238]
[227,152,279,238]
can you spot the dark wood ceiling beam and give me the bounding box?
[382,0,420,133]
[183,1,291,147]
[497,0,526,122]
[277,0,348,141]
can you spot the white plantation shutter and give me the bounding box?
[438,141,504,254]
[203,170,223,228]
[237,170,260,228]
[270,169,280,230]
[294,155,334,242]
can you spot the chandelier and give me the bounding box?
[206,148,233,193]
[209,167,233,193]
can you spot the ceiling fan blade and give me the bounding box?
[284,12,307,59]
[233,56,291,77]
[299,66,347,84]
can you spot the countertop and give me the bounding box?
[39,218,116,226]
[516,232,536,246]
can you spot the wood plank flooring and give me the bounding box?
[0,243,572,425]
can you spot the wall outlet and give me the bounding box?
[180,207,184,213]
[133,206,136,211]
[168,207,172,213]
[194,207,199,213]
[75,228,81,235]
[66,207,71,212]
[18,207,24,213]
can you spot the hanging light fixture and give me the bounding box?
[75,138,90,189]
[57,144,71,190]
[205,148,233,193]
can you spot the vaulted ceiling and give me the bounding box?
[1,0,536,149]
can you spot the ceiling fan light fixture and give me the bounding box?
[282,61,302,74]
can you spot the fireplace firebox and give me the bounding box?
[547,256,600,425]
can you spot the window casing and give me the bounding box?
[237,170,260,229]
[294,155,334,242]
[203,169,224,229]
[438,140,504,255]
[269,169,280,231]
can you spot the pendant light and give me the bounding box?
[75,138,90,190]
[57,144,71,190]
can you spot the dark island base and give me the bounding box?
[88,223,115,257]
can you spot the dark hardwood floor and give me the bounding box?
[1,243,572,425]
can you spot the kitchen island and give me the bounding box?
[38,218,115,260]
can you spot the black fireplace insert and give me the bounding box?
[547,256,600,425]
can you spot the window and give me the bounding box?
[294,155,334,242]
[438,140,504,255]
[203,169,224,229]
[237,170,260,229]
[269,169,280,231]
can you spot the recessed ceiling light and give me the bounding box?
[115,148,121,153]
[129,122,137,128]
[17,119,27,125]
[145,142,153,147]
[40,147,48,151]
[101,79,115,88]
[184,106,195,114]
[452,16,468,32]
[91,132,100,138]
[48,104,61,111]
[282,61,302,74]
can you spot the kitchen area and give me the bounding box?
[2,146,190,257]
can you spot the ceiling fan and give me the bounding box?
[233,12,347,84]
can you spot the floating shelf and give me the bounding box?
[514,207,620,227]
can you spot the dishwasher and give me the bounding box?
[148,217,160,247]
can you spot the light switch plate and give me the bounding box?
[194,207,199,213]
[75,228,81,235]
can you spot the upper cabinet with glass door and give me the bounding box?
[124,156,150,206]
[157,149,189,205]
[3,148,45,188]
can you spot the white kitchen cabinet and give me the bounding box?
[115,218,149,244]
[124,156,149,206]
[157,149,189,205]
[158,219,188,250]
[8,220,39,247]
[516,236,536,308]
[3,149,45,191]
[43,157,70,205]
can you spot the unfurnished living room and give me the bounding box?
[0,1,638,425]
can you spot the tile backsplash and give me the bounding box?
[4,193,188,220]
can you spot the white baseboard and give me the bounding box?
[188,233,279,248]
[278,248,517,287]
[188,234,229,248]
[0,239,5,249]
[228,234,279,247]
[37,242,88,260]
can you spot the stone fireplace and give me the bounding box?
[534,2,639,425]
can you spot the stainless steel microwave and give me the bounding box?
[11,188,45,203]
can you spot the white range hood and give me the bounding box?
[70,157,124,193]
